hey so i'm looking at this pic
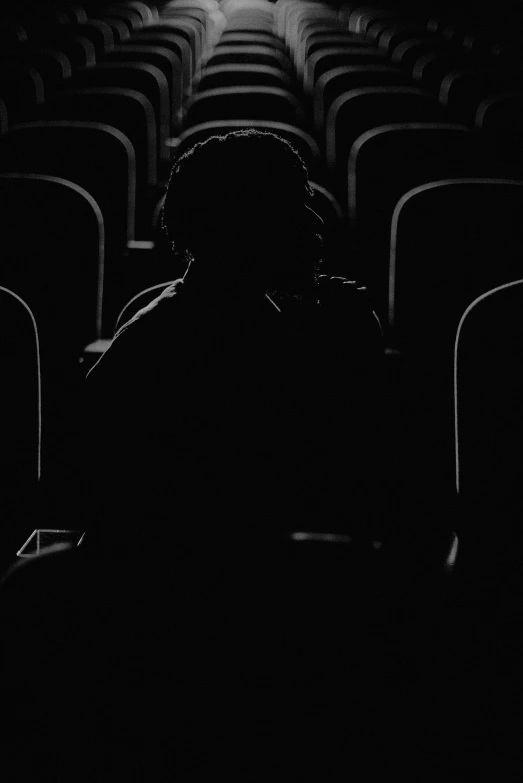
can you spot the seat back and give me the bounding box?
[326,86,445,193]
[390,36,449,72]
[217,31,287,51]
[300,32,373,76]
[149,19,201,70]
[314,64,411,132]
[390,179,523,353]
[0,64,44,124]
[440,67,517,125]
[126,30,193,94]
[454,279,523,546]
[204,44,292,72]
[41,87,157,187]
[194,63,293,91]
[0,121,136,248]
[348,123,476,316]
[108,44,183,126]
[0,287,41,484]
[475,92,523,137]
[0,287,41,568]
[0,173,104,357]
[72,62,170,160]
[183,86,304,127]
[304,46,387,95]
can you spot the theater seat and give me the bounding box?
[193,62,293,91]
[0,121,136,254]
[326,86,445,200]
[0,173,103,373]
[203,43,292,72]
[40,87,158,191]
[314,64,412,133]
[304,46,387,96]
[388,178,523,524]
[454,278,523,554]
[183,85,305,127]
[389,178,523,353]
[475,91,523,137]
[0,287,41,570]
[298,30,372,78]
[217,30,287,51]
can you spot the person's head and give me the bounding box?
[160,129,323,294]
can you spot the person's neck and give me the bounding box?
[182,265,266,303]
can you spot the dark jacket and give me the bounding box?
[81,275,384,551]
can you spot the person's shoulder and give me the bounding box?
[114,278,185,339]
[85,279,186,382]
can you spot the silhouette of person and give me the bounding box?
[79,129,383,556]
[78,129,384,557]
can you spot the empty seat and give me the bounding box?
[0,121,136,253]
[326,87,445,200]
[475,91,523,138]
[93,16,131,44]
[152,18,201,71]
[299,31,373,76]
[124,0,158,26]
[0,173,103,359]
[440,68,519,125]
[378,24,431,56]
[70,19,115,58]
[194,63,293,91]
[413,50,476,94]
[277,0,331,42]
[314,64,411,134]
[183,86,305,128]
[10,45,72,93]
[294,14,342,56]
[304,46,387,95]
[34,30,96,69]
[94,5,144,33]
[105,44,183,129]
[0,287,41,567]
[390,36,450,73]
[125,29,193,98]
[350,8,397,35]
[161,4,209,54]
[65,61,170,164]
[391,177,523,496]
[217,31,287,51]
[41,87,157,190]
[454,278,523,549]
[203,44,292,73]
[349,124,485,317]
[223,17,276,35]
[389,179,523,352]
[0,64,44,124]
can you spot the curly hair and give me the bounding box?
[160,128,316,266]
